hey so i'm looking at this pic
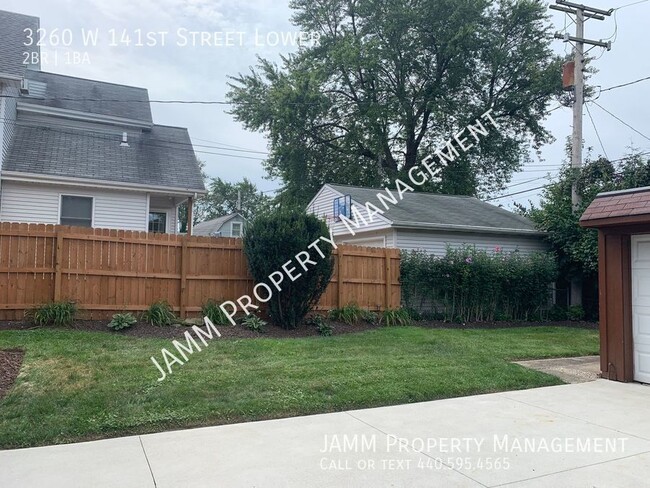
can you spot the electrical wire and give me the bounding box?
[590,101,650,143]
[615,0,649,10]
[600,75,650,93]
[585,102,609,160]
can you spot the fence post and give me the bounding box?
[337,247,344,308]
[54,230,64,301]
[180,237,188,318]
[384,248,392,310]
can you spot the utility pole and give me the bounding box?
[550,0,612,307]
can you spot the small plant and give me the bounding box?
[547,305,568,321]
[241,314,267,332]
[361,309,379,325]
[108,312,137,331]
[30,301,77,327]
[317,321,333,336]
[142,300,176,326]
[201,300,231,325]
[306,314,333,336]
[567,305,586,321]
[380,308,411,327]
[328,303,365,325]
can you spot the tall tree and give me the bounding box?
[228,0,563,205]
[524,152,650,312]
[201,177,272,221]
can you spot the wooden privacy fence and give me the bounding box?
[0,222,401,320]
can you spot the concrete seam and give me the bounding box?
[139,436,158,488]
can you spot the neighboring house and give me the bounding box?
[193,213,246,237]
[0,10,206,234]
[307,183,547,254]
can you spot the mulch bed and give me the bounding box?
[0,349,25,400]
[0,318,598,340]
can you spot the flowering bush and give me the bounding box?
[401,246,557,322]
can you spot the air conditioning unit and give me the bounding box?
[20,79,29,95]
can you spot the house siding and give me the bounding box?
[308,184,392,236]
[1,84,18,167]
[0,181,148,230]
[395,229,548,255]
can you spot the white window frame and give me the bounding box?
[231,221,243,237]
[58,193,95,228]
[148,208,169,234]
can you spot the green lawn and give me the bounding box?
[0,326,598,449]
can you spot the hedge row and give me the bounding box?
[401,247,558,322]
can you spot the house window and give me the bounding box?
[231,222,242,237]
[149,212,167,234]
[60,195,93,227]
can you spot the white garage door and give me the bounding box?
[632,235,650,383]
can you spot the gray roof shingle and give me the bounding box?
[5,123,206,191]
[327,184,540,234]
[0,10,40,78]
[194,213,244,236]
[24,71,153,122]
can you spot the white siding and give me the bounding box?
[395,229,547,256]
[338,229,395,248]
[0,181,148,231]
[0,84,18,166]
[307,184,392,237]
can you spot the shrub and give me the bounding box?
[202,300,231,325]
[401,247,558,322]
[306,314,333,336]
[380,308,411,327]
[243,208,334,329]
[328,303,365,325]
[547,305,568,321]
[317,322,333,336]
[108,312,137,331]
[241,314,266,332]
[30,301,77,327]
[568,305,586,321]
[361,309,379,325]
[142,300,176,326]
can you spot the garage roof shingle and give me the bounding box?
[580,187,650,224]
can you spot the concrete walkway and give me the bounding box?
[514,355,601,383]
[1,380,649,487]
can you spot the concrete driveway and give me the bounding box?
[1,380,649,487]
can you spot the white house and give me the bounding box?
[307,183,547,254]
[0,10,206,234]
[193,213,246,237]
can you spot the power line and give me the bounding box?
[485,184,549,201]
[585,102,609,160]
[600,75,650,93]
[615,0,649,10]
[590,101,650,143]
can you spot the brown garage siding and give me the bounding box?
[582,187,650,382]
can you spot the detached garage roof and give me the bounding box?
[581,187,650,227]
[327,184,542,235]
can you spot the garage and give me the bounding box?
[580,187,650,382]
[632,235,650,383]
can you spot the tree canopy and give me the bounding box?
[227,0,563,205]
[200,177,272,221]
[525,151,650,279]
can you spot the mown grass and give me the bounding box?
[0,326,599,449]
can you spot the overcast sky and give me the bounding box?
[4,0,649,208]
